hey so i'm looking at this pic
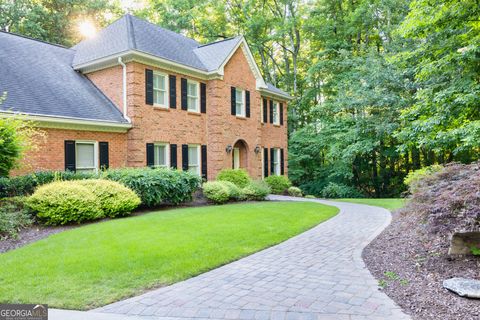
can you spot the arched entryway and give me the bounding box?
[232,139,248,169]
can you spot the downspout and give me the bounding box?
[118,57,131,123]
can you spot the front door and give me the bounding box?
[233,147,240,169]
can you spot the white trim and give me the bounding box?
[272,101,280,125]
[117,57,131,122]
[153,142,170,167]
[259,89,292,101]
[152,71,169,108]
[273,148,281,176]
[75,140,98,173]
[235,88,246,117]
[0,111,131,132]
[187,144,201,176]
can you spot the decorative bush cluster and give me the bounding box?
[202,181,231,204]
[216,169,251,188]
[242,180,271,201]
[288,186,303,197]
[265,175,292,194]
[404,164,443,193]
[27,180,140,225]
[0,197,32,239]
[104,168,201,207]
[321,182,364,198]
[405,162,480,234]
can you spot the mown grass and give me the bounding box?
[336,198,407,211]
[0,201,338,310]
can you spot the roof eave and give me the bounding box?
[0,111,132,133]
[258,88,293,101]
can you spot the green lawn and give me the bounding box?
[0,201,337,310]
[335,198,406,211]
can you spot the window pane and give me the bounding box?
[236,102,243,115]
[154,90,166,105]
[158,75,165,90]
[188,146,198,165]
[77,143,94,168]
[153,75,159,88]
[155,145,166,166]
[235,89,243,103]
[188,83,197,96]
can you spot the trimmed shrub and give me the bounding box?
[216,169,251,188]
[76,180,140,217]
[404,164,443,193]
[0,197,32,239]
[242,180,271,201]
[305,195,316,199]
[221,181,244,200]
[27,181,103,225]
[203,181,231,204]
[321,182,364,198]
[264,175,292,194]
[104,168,201,207]
[288,186,303,197]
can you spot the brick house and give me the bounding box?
[0,15,291,180]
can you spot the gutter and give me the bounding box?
[117,57,132,123]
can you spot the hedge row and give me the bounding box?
[203,180,271,204]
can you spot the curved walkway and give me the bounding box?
[65,196,409,320]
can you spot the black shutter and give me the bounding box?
[269,100,274,123]
[170,144,177,169]
[146,143,154,167]
[64,140,76,172]
[245,90,250,118]
[182,144,189,171]
[270,148,275,174]
[280,103,284,125]
[99,142,109,170]
[263,147,269,178]
[280,148,285,175]
[200,83,207,113]
[263,98,268,123]
[181,78,188,110]
[201,145,207,179]
[231,86,236,115]
[145,69,153,105]
[169,75,176,108]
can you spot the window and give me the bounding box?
[273,148,281,175]
[187,80,199,112]
[153,72,168,107]
[188,145,200,175]
[233,147,240,169]
[154,143,169,167]
[272,101,280,125]
[76,141,97,173]
[235,88,245,116]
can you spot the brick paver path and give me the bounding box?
[92,196,410,320]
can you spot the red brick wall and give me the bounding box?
[11,128,127,176]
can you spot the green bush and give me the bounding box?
[0,197,33,239]
[242,180,271,201]
[288,186,303,197]
[104,168,201,207]
[321,182,364,198]
[404,165,443,193]
[305,195,316,199]
[203,181,231,204]
[264,175,292,194]
[216,169,251,187]
[221,181,244,200]
[27,181,103,225]
[76,180,140,217]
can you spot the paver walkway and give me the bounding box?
[82,196,409,320]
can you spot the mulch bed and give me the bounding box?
[363,209,480,320]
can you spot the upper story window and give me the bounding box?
[235,88,245,117]
[76,141,97,173]
[153,72,168,107]
[154,143,169,167]
[188,144,200,175]
[187,80,199,112]
[272,101,280,125]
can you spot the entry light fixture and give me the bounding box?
[254,145,261,154]
[226,145,233,153]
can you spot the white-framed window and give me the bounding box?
[76,141,98,173]
[188,144,201,175]
[272,101,280,125]
[233,147,240,169]
[154,143,169,167]
[235,88,245,116]
[187,80,199,112]
[153,72,168,107]
[273,148,281,176]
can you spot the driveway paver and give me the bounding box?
[87,196,410,320]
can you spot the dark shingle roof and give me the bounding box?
[266,83,290,97]
[72,15,243,72]
[0,31,128,123]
